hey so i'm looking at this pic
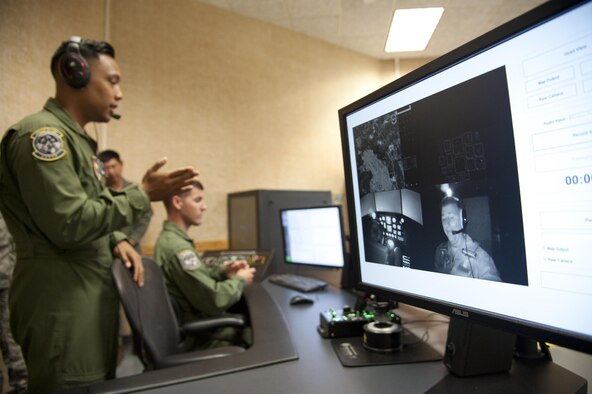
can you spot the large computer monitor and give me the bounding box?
[339,0,591,389]
[279,205,346,269]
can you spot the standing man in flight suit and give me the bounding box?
[0,37,199,392]
[154,181,255,348]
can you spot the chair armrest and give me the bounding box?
[181,314,245,335]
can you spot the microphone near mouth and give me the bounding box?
[111,113,121,120]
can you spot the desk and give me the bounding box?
[88,280,591,393]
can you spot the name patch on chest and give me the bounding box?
[31,127,66,161]
[177,250,201,271]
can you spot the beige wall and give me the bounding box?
[0,0,429,249]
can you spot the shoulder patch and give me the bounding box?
[30,127,66,162]
[176,250,201,271]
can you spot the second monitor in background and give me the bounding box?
[281,205,346,270]
[268,205,347,292]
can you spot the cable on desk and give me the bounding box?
[400,315,449,348]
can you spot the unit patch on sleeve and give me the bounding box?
[176,250,201,271]
[30,127,66,161]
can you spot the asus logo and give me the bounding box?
[452,308,469,318]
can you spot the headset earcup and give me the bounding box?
[59,44,90,88]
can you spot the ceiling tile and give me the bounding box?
[194,0,549,59]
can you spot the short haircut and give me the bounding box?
[441,195,464,211]
[97,149,121,163]
[51,38,115,78]
[163,180,204,212]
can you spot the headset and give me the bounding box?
[441,195,467,234]
[58,36,90,89]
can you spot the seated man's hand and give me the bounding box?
[141,157,200,201]
[224,259,249,277]
[225,261,255,285]
[236,267,256,286]
[113,240,144,287]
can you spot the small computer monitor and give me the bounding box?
[279,205,346,269]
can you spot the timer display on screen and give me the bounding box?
[565,173,592,185]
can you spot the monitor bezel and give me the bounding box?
[279,204,347,269]
[338,0,592,355]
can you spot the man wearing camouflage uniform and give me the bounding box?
[0,212,27,393]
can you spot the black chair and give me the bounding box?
[111,257,246,370]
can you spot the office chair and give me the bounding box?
[112,257,246,370]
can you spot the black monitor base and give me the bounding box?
[432,318,588,393]
[330,330,442,367]
[427,358,587,394]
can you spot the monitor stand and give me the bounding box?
[427,318,587,393]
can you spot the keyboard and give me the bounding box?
[268,274,328,293]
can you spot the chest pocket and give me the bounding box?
[66,133,103,197]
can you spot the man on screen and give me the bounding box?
[434,196,501,281]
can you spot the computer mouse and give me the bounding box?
[290,295,314,305]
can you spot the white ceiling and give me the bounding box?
[194,0,548,60]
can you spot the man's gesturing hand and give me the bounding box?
[141,157,200,201]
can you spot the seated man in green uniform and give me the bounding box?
[0,37,199,392]
[154,181,255,348]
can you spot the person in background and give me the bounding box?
[0,36,199,392]
[96,149,152,363]
[0,213,27,393]
[154,181,255,348]
[98,149,153,252]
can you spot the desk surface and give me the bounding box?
[138,281,451,394]
[92,280,591,393]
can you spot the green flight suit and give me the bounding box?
[154,220,251,348]
[0,98,150,392]
[119,179,153,251]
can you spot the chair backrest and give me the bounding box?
[112,257,188,367]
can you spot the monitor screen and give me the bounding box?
[339,0,592,355]
[280,205,346,269]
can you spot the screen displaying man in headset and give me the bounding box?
[435,196,501,281]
